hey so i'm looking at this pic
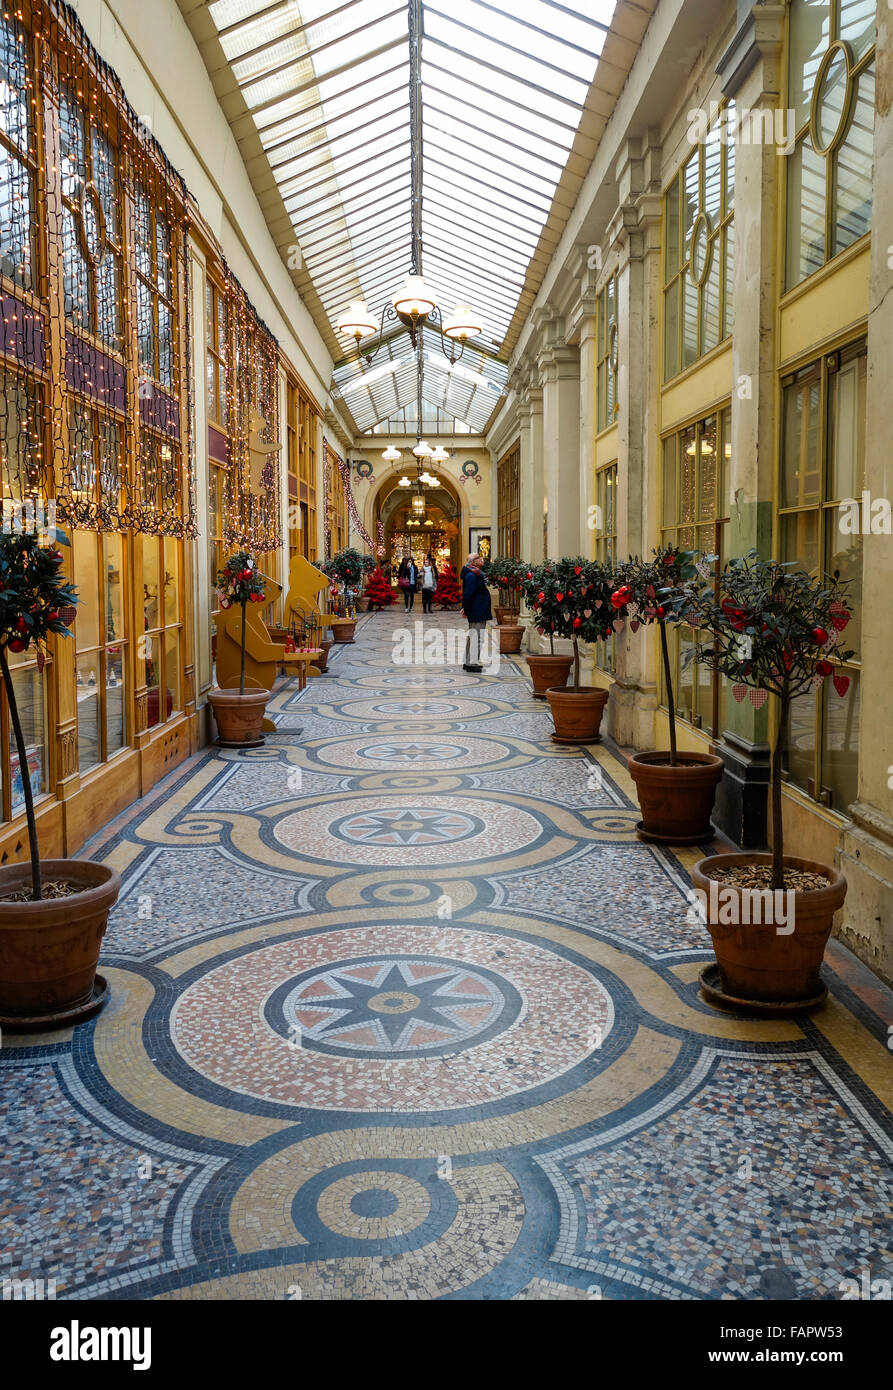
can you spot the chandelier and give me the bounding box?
[335,0,482,367]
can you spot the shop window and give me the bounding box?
[142,535,182,729]
[206,279,228,430]
[596,275,618,432]
[660,407,732,735]
[786,0,875,289]
[664,106,735,380]
[133,187,174,392]
[593,462,617,672]
[497,441,520,557]
[778,341,864,811]
[0,366,49,819]
[0,11,36,289]
[73,529,126,771]
[59,85,122,351]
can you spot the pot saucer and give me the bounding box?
[0,974,110,1034]
[551,733,602,745]
[635,820,714,846]
[216,737,266,748]
[698,963,827,1016]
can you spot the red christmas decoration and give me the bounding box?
[434,562,462,609]
[364,566,395,610]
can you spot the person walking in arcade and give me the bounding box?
[461,553,491,671]
[397,554,419,611]
[420,553,438,613]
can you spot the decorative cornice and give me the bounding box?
[716,4,786,99]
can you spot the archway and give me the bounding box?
[368,470,465,575]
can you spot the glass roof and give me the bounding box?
[331,325,508,432]
[208,0,618,428]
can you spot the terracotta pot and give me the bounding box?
[331,620,356,643]
[498,623,524,654]
[527,653,573,699]
[628,751,724,843]
[0,859,121,1027]
[208,687,269,745]
[495,606,520,625]
[315,638,333,672]
[691,853,847,1003]
[545,685,609,743]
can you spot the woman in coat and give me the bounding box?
[397,554,419,612]
[419,553,439,613]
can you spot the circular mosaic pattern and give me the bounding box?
[267,954,520,1057]
[316,1171,432,1240]
[273,794,543,866]
[311,734,514,772]
[351,673,485,690]
[170,923,614,1112]
[328,696,493,722]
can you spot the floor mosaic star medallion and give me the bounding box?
[271,955,516,1057]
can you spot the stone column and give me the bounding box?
[538,318,581,557]
[605,137,664,746]
[837,0,893,984]
[712,5,786,846]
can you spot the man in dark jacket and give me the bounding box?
[461,554,492,671]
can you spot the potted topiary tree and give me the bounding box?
[616,546,724,843]
[0,529,121,1030]
[489,556,526,624]
[521,560,573,698]
[208,550,269,747]
[324,547,368,640]
[688,551,853,1007]
[533,557,617,743]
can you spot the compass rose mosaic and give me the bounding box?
[268,955,519,1057]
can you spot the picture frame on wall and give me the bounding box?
[469,529,491,562]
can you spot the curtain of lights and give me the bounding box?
[221,266,281,555]
[0,0,196,537]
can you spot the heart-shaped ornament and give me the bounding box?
[732,683,748,703]
[630,619,640,633]
[823,630,839,650]
[810,673,825,691]
[829,601,850,632]
[627,601,638,617]
[832,672,850,696]
[612,618,624,633]
[748,688,768,709]
[594,599,603,609]
[583,608,592,618]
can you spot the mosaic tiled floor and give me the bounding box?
[2,609,892,1301]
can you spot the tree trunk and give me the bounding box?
[659,618,677,766]
[239,602,247,696]
[548,631,554,655]
[572,636,580,690]
[1,645,41,900]
[770,690,789,892]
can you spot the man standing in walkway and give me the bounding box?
[461,553,491,672]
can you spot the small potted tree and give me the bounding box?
[363,565,395,611]
[324,547,367,640]
[689,551,853,1006]
[208,550,269,746]
[534,557,616,743]
[521,561,573,698]
[434,561,461,609]
[617,546,724,843]
[488,555,526,624]
[0,529,121,1030]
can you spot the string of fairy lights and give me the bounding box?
[323,438,373,557]
[220,265,281,555]
[0,0,198,540]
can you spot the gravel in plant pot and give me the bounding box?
[521,561,573,698]
[532,557,615,743]
[617,546,724,844]
[687,550,854,1006]
[209,551,270,746]
[0,528,121,1029]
